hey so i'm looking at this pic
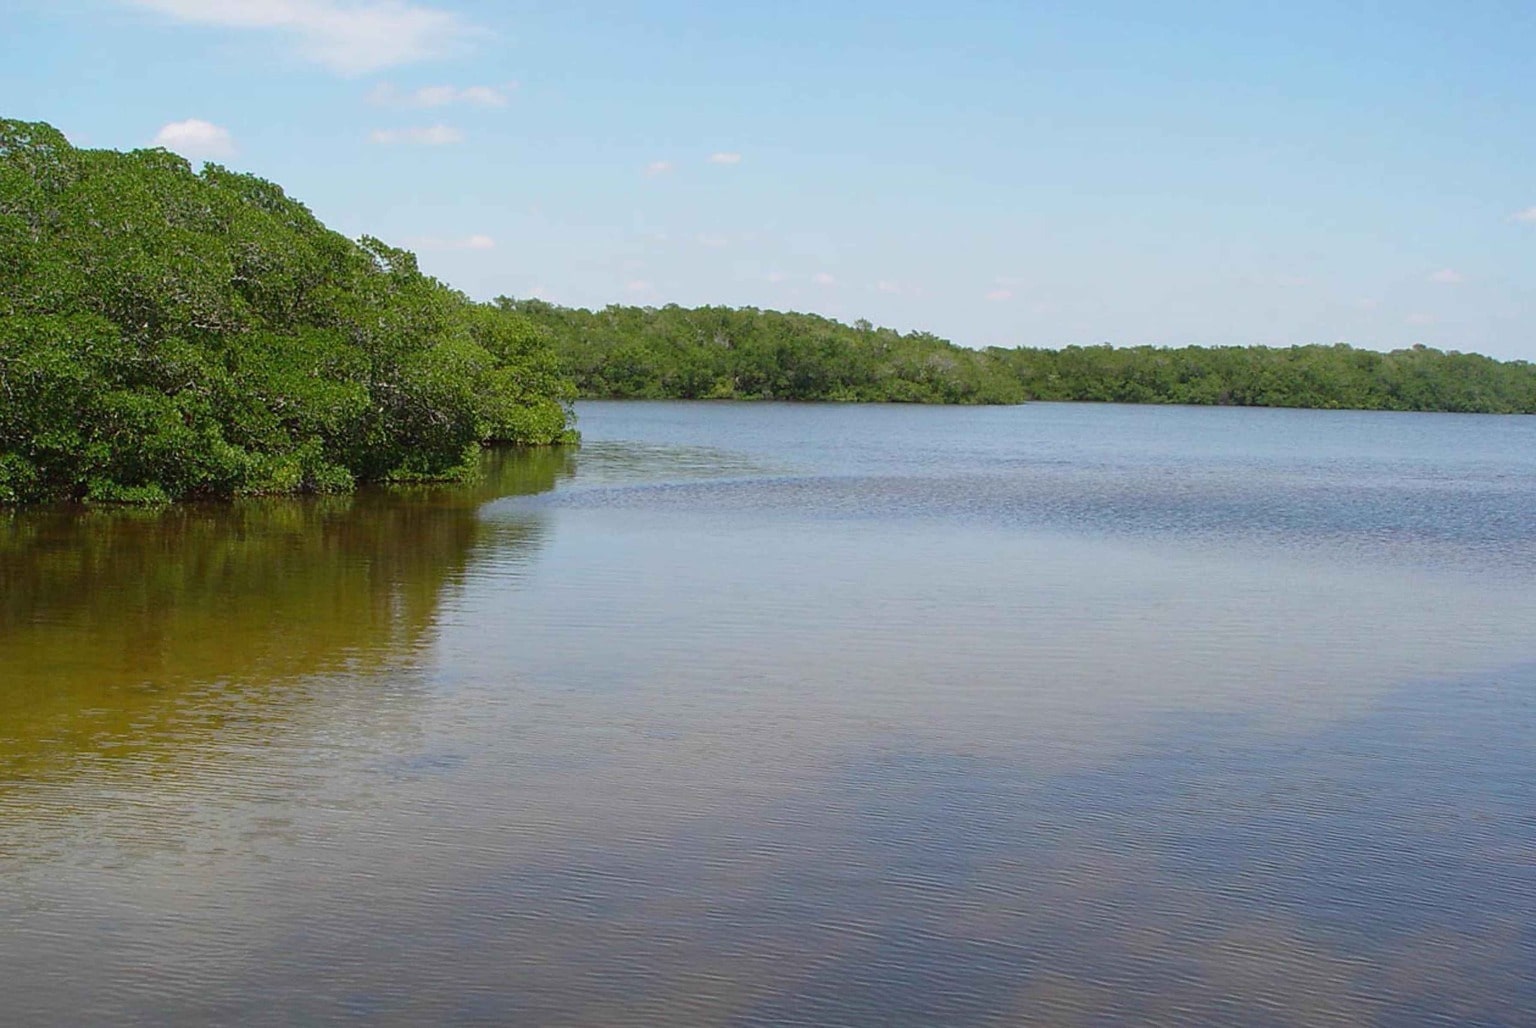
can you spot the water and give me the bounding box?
[2,401,1534,1025]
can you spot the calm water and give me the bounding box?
[3,401,1535,1026]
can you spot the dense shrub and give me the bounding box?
[0,119,574,504]
[504,299,1026,404]
[507,295,1536,414]
[992,343,1536,413]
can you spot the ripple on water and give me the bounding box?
[3,403,1536,1024]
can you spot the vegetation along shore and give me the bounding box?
[0,119,573,505]
[4,118,1533,505]
[510,298,1536,413]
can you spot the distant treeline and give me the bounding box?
[505,299,1536,414]
[1,119,574,505]
[503,300,1026,404]
[996,342,1536,413]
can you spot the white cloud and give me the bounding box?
[406,234,494,250]
[645,160,674,176]
[369,82,513,108]
[876,280,901,294]
[369,124,463,145]
[1406,312,1437,326]
[1428,268,1464,284]
[813,272,836,286]
[459,85,509,106]
[151,118,236,159]
[410,85,458,108]
[124,0,467,76]
[1510,206,1536,223]
[695,233,730,248]
[625,279,654,294]
[985,288,1014,302]
[765,271,789,284]
[708,152,743,165]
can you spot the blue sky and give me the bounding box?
[6,0,1536,359]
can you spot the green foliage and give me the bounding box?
[991,343,1536,414]
[508,291,1536,415]
[0,118,574,505]
[502,299,1027,405]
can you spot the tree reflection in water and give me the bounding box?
[0,446,570,783]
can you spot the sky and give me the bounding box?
[5,0,1536,359]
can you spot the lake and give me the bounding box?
[3,400,1534,1025]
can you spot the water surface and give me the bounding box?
[2,402,1534,1025]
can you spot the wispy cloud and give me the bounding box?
[813,272,837,286]
[405,234,495,251]
[645,160,674,177]
[625,279,654,294]
[369,124,464,145]
[1510,206,1536,223]
[695,233,730,249]
[152,118,235,159]
[123,0,468,75]
[876,280,901,294]
[708,152,743,165]
[985,288,1014,302]
[1406,312,1437,326]
[1428,268,1464,285]
[369,82,514,108]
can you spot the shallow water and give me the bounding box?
[2,402,1534,1025]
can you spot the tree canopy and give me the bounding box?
[507,297,1536,415]
[0,119,574,505]
[991,342,1536,413]
[502,299,1026,404]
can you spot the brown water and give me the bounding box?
[2,402,1534,1025]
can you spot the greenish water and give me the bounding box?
[2,402,1534,1025]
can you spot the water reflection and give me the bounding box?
[0,447,569,784]
[3,405,1535,1025]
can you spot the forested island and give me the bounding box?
[511,299,1536,414]
[0,119,573,505]
[5,116,1535,505]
